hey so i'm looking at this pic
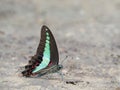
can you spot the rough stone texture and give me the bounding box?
[0,0,120,90]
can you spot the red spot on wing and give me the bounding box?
[48,61,53,66]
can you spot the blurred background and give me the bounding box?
[0,0,120,90]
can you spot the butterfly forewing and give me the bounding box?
[38,26,59,64]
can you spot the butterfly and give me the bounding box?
[21,25,63,77]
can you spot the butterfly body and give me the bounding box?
[34,64,63,77]
[21,25,62,77]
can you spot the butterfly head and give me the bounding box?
[57,64,63,70]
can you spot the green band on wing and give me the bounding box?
[32,32,50,73]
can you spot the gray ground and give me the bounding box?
[0,0,120,90]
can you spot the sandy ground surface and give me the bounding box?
[0,0,120,90]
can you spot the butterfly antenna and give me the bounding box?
[60,55,69,65]
[60,55,74,65]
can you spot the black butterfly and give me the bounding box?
[21,25,62,77]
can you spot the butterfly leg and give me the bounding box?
[57,71,64,81]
